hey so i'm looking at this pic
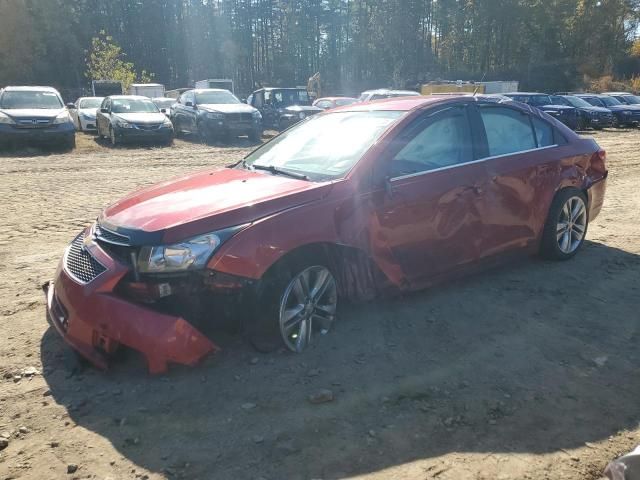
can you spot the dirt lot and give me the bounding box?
[0,130,639,480]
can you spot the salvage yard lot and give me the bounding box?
[1,130,639,480]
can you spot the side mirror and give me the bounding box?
[241,97,247,103]
[185,101,193,107]
[100,107,109,114]
[160,108,167,113]
[67,103,77,109]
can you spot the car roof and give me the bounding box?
[3,86,60,93]
[605,92,634,96]
[107,95,154,100]
[333,94,515,112]
[504,92,548,96]
[78,96,103,100]
[152,97,175,101]
[361,89,420,95]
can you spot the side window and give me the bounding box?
[254,92,263,108]
[316,100,331,109]
[102,98,110,111]
[531,117,554,147]
[178,93,186,105]
[479,107,536,157]
[246,94,253,105]
[186,92,195,105]
[390,107,473,178]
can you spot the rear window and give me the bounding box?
[0,91,62,109]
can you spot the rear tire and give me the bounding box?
[540,188,588,261]
[64,135,76,151]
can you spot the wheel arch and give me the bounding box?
[260,242,383,301]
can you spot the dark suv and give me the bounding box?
[0,86,76,150]
[171,89,262,141]
[550,95,613,130]
[576,94,640,127]
[504,93,579,130]
[247,88,322,130]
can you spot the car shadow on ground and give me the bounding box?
[0,145,73,157]
[40,240,640,479]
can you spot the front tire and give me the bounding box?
[109,127,118,146]
[249,262,338,353]
[540,188,588,260]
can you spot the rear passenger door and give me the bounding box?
[473,103,562,256]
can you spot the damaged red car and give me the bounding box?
[45,95,608,373]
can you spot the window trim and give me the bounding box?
[390,144,558,182]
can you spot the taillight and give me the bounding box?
[590,149,607,176]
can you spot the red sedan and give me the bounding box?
[45,95,607,373]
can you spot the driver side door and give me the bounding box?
[371,105,489,286]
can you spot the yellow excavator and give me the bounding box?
[307,72,321,100]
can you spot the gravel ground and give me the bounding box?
[0,130,639,480]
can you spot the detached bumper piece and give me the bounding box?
[44,230,218,374]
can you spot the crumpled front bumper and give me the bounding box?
[44,233,218,374]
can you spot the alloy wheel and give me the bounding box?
[556,196,587,254]
[279,266,337,353]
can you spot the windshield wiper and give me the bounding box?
[251,164,309,180]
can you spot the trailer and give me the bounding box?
[478,81,519,94]
[165,88,190,99]
[127,83,165,98]
[91,80,123,97]
[195,79,234,93]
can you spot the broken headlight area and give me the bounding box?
[115,269,257,331]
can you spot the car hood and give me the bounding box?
[199,104,256,114]
[282,105,322,113]
[100,167,332,243]
[540,105,575,111]
[0,108,64,119]
[114,112,166,123]
[605,105,640,112]
[579,106,611,113]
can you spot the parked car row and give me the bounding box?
[502,92,640,130]
[3,83,640,151]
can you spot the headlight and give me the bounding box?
[206,112,224,120]
[136,225,247,274]
[252,110,262,120]
[53,111,72,125]
[0,112,15,125]
[115,118,134,129]
[162,117,173,127]
[80,112,95,120]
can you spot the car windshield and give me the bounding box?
[563,96,593,108]
[243,111,404,180]
[528,95,553,106]
[550,95,570,106]
[620,95,640,104]
[582,97,603,107]
[111,98,159,113]
[268,89,310,107]
[0,91,62,109]
[599,96,622,106]
[335,98,356,106]
[79,98,103,109]
[153,99,175,108]
[195,91,240,104]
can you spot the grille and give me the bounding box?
[65,234,107,284]
[15,118,51,129]
[95,223,130,245]
[134,123,162,131]
[225,112,253,123]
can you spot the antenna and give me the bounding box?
[473,72,488,96]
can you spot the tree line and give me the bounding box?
[1,0,639,98]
